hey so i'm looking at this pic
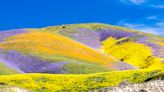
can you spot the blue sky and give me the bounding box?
[0,0,164,36]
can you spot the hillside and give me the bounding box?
[0,23,163,92]
[0,23,164,74]
[0,26,138,74]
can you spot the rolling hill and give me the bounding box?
[0,24,139,74]
[0,23,164,74]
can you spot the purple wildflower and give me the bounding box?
[0,50,68,73]
[0,29,28,42]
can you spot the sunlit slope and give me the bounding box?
[41,23,164,46]
[0,23,163,74]
[0,31,121,71]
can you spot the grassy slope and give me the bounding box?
[0,69,163,92]
[0,62,18,75]
[0,31,118,71]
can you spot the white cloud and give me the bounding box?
[146,16,164,21]
[120,0,146,5]
[120,0,164,10]
[135,27,164,35]
[151,4,164,9]
[129,0,146,5]
[147,16,158,20]
[118,21,164,36]
[121,23,145,28]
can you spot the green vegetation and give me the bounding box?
[63,62,112,74]
[0,62,18,75]
[40,23,138,32]
[0,69,163,92]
